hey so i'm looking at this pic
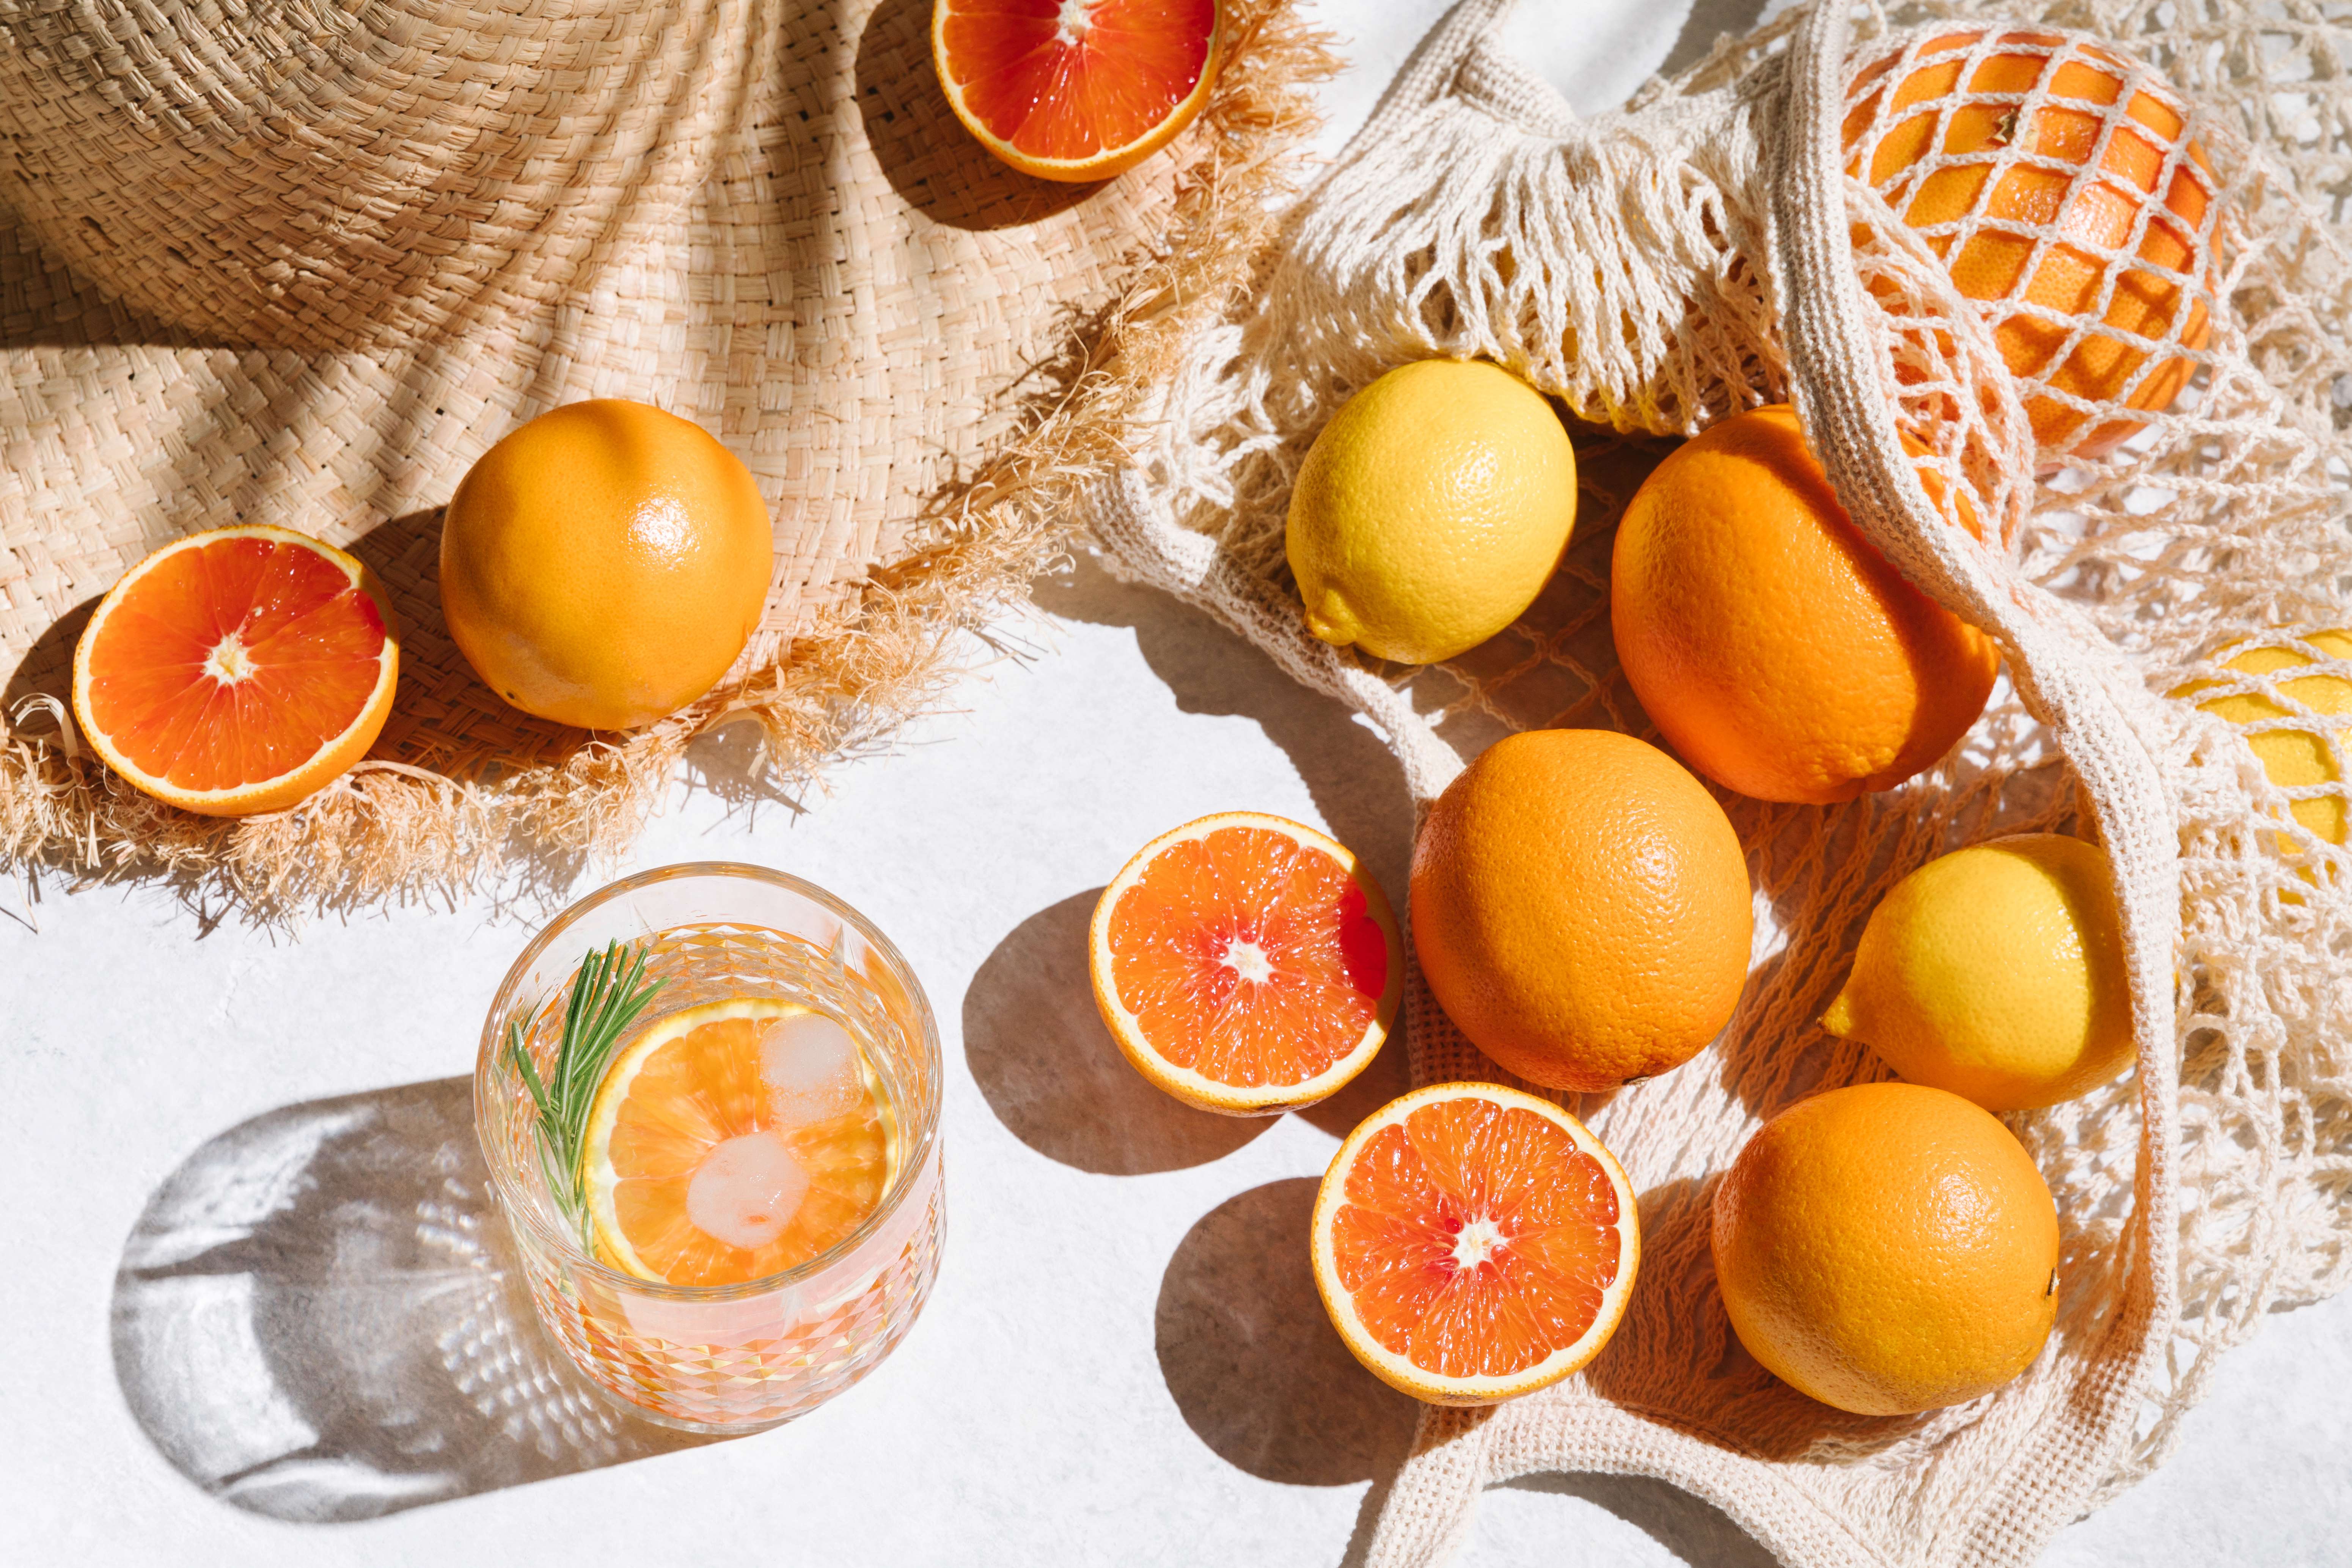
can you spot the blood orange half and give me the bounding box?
[71,524,399,817]
[933,0,1223,183]
[1312,1083,1640,1405]
[1089,810,1401,1115]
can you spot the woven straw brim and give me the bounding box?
[0,0,1334,913]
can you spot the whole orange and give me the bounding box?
[1845,30,2217,457]
[1610,405,2000,804]
[1711,1081,2061,1416]
[1410,729,1752,1093]
[440,400,774,731]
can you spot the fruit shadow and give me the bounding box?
[1153,1177,1422,1489]
[1657,0,1772,80]
[852,0,1100,233]
[342,508,582,781]
[1580,1175,1934,1465]
[1033,553,1417,899]
[964,888,1411,1173]
[110,1075,717,1523]
[1,589,99,712]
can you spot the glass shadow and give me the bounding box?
[110,1075,713,1522]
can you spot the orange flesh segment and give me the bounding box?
[939,0,1214,163]
[1332,1098,1622,1379]
[606,1012,892,1287]
[82,536,387,793]
[1105,824,1389,1087]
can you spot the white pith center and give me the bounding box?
[203,632,256,685]
[1221,937,1272,984]
[1452,1216,1503,1271]
[1055,0,1092,45]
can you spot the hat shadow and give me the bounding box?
[111,1075,716,1522]
[851,0,1102,233]
[0,208,239,351]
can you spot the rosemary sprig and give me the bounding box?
[506,939,666,1246]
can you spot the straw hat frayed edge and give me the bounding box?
[0,1,1339,914]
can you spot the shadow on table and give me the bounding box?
[1031,555,1416,899]
[1500,1473,1779,1568]
[965,888,1273,1173]
[965,889,1413,1174]
[111,1075,714,1523]
[1155,1178,1420,1487]
[1659,0,1772,80]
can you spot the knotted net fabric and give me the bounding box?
[1087,0,2352,1562]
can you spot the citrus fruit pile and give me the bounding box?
[72,397,776,817]
[1113,25,2244,1419]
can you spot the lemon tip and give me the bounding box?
[1821,988,1858,1039]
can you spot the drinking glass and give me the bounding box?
[476,863,943,1433]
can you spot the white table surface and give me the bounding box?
[6,3,2350,1563]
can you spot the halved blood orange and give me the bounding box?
[932,0,1224,183]
[581,998,897,1287]
[1312,1083,1640,1405]
[1089,811,1401,1115]
[71,524,399,817]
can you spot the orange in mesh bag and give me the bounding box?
[1087,0,2352,1563]
[1845,27,2221,459]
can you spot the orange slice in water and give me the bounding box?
[932,0,1224,183]
[581,998,897,1287]
[1088,810,1402,1115]
[71,524,399,817]
[1312,1083,1640,1405]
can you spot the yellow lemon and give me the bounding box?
[1712,1082,2061,1416]
[2171,630,2352,848]
[441,399,774,731]
[1284,360,1577,665]
[1823,833,2132,1112]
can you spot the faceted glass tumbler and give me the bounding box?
[476,863,944,1434]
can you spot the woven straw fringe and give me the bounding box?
[1087,0,2352,1563]
[0,0,1336,914]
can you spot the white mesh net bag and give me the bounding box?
[1086,0,2352,1562]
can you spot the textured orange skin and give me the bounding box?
[932,0,1224,184]
[440,399,774,731]
[1711,1082,2061,1416]
[1611,406,2000,805]
[1846,30,2216,456]
[1410,729,1753,1093]
[72,525,401,818]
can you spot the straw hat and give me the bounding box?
[0,0,1325,904]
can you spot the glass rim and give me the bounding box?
[473,859,944,1303]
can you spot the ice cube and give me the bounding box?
[685,1131,811,1250]
[759,1010,862,1125]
